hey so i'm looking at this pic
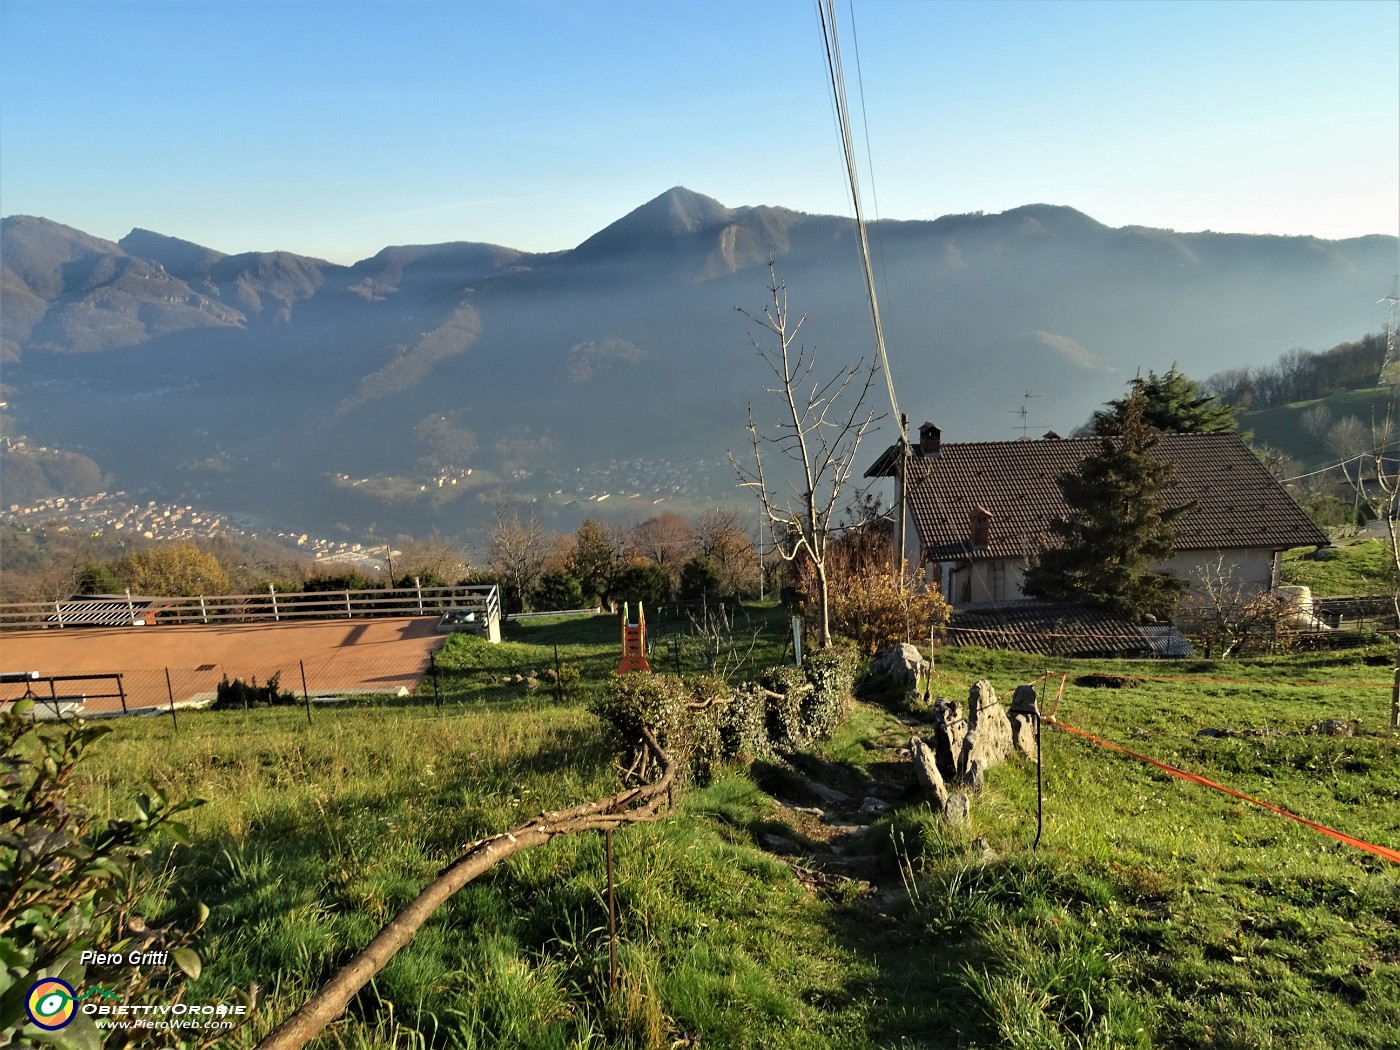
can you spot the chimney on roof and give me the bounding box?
[970,505,993,547]
[918,421,941,457]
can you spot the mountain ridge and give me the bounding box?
[2,189,1394,541]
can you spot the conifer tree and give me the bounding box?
[1088,366,1237,435]
[1025,386,1193,621]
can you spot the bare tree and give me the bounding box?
[1178,556,1291,658]
[1336,393,1400,619]
[395,531,472,585]
[692,507,757,595]
[485,507,554,613]
[730,261,882,647]
[631,512,695,582]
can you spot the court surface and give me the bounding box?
[0,616,445,716]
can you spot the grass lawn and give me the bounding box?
[1239,388,1396,469]
[48,612,1400,1048]
[1282,538,1398,597]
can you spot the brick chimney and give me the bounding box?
[970,505,993,547]
[918,421,941,457]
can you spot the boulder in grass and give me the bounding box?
[868,643,928,699]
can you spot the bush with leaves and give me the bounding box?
[211,671,297,710]
[828,569,950,655]
[0,706,208,1046]
[715,683,771,762]
[591,673,695,782]
[759,645,858,748]
[534,570,585,612]
[795,645,858,741]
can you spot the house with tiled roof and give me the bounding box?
[865,422,1329,609]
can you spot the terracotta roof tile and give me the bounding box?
[947,602,1192,657]
[867,432,1327,562]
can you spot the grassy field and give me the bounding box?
[55,611,1400,1048]
[1239,388,1396,468]
[1282,538,1397,597]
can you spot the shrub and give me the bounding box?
[534,570,585,611]
[592,650,858,784]
[830,569,951,655]
[717,683,771,761]
[0,707,206,1043]
[211,671,298,710]
[591,673,694,780]
[759,645,858,748]
[678,557,726,601]
[799,644,859,740]
[612,561,672,608]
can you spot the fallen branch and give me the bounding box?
[257,728,674,1050]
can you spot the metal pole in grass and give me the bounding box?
[431,651,441,708]
[1034,670,1047,852]
[300,660,313,726]
[553,644,563,704]
[164,668,178,730]
[117,673,128,714]
[606,827,618,994]
[1033,707,1044,851]
[1392,667,1399,732]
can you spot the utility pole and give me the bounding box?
[1380,276,1399,385]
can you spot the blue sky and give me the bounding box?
[2,0,1396,264]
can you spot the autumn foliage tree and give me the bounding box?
[794,522,950,654]
[115,541,231,596]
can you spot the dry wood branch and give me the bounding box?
[257,729,674,1050]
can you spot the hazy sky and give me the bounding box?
[2,0,1396,264]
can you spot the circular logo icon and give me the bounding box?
[26,978,77,1031]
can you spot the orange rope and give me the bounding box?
[1131,673,1389,689]
[1048,715,1400,866]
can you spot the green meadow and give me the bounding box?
[55,611,1400,1048]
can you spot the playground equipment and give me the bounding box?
[617,602,651,674]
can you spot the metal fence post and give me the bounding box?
[415,577,424,617]
[301,660,313,726]
[164,668,177,729]
[1391,667,1399,732]
[270,584,280,622]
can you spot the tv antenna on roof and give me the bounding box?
[1008,391,1041,439]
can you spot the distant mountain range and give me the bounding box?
[2,188,1395,543]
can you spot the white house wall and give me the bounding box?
[933,548,1281,608]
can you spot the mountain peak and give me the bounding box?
[120,228,227,281]
[573,187,734,255]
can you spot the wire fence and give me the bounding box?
[0,652,441,718]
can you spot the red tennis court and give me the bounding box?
[0,617,445,716]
